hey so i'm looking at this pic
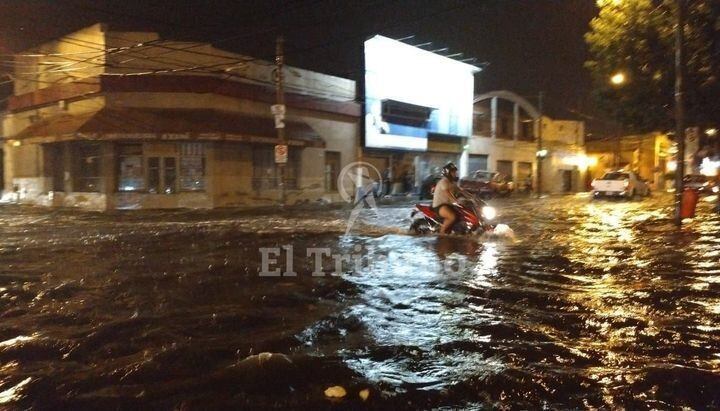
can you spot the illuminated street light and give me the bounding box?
[610,72,626,86]
[706,128,717,137]
[562,154,597,171]
[536,149,548,158]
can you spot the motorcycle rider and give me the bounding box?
[433,162,459,234]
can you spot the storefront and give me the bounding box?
[4,107,336,209]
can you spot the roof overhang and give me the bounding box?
[11,108,325,148]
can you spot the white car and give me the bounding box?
[591,171,650,199]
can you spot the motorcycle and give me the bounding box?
[409,192,497,235]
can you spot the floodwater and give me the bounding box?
[0,194,719,409]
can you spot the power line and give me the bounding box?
[3,0,487,109]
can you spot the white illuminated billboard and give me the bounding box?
[364,35,479,150]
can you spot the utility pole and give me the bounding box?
[536,91,544,197]
[674,0,686,226]
[615,123,621,168]
[274,35,287,206]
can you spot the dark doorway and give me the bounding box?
[324,151,341,192]
[45,144,65,192]
[562,170,573,192]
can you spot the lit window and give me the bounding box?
[76,142,101,192]
[179,143,206,191]
[117,144,144,192]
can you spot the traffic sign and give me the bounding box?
[271,104,286,129]
[275,144,288,164]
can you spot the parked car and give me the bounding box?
[683,174,717,194]
[419,173,442,200]
[459,170,514,198]
[591,171,650,199]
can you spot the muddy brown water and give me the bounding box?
[0,194,718,409]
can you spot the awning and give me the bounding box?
[12,108,325,148]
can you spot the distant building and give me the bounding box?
[586,132,674,190]
[1,23,360,210]
[472,91,588,193]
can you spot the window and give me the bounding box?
[163,157,177,194]
[117,144,144,192]
[146,156,177,194]
[252,147,276,190]
[381,99,433,127]
[468,154,488,173]
[602,172,629,180]
[521,121,534,141]
[76,142,101,192]
[179,143,205,191]
[473,112,490,135]
[148,157,160,193]
[499,117,511,139]
[252,146,300,190]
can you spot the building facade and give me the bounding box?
[472,91,588,193]
[2,24,360,210]
[361,35,479,194]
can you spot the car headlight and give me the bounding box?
[713,186,719,193]
[482,206,496,220]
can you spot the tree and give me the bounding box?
[585,0,720,133]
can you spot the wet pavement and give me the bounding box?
[0,193,719,409]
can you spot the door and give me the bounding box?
[496,160,513,181]
[517,161,532,191]
[562,170,573,192]
[324,151,341,192]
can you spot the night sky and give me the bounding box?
[0,0,604,130]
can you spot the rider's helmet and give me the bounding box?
[442,162,458,181]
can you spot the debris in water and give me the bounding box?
[324,385,347,399]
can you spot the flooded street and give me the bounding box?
[1,194,719,409]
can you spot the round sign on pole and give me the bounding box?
[275,144,288,164]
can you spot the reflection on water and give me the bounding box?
[327,195,720,408]
[0,195,718,409]
[0,377,32,404]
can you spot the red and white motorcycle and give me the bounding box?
[409,193,497,235]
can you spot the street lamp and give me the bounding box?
[610,72,626,86]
